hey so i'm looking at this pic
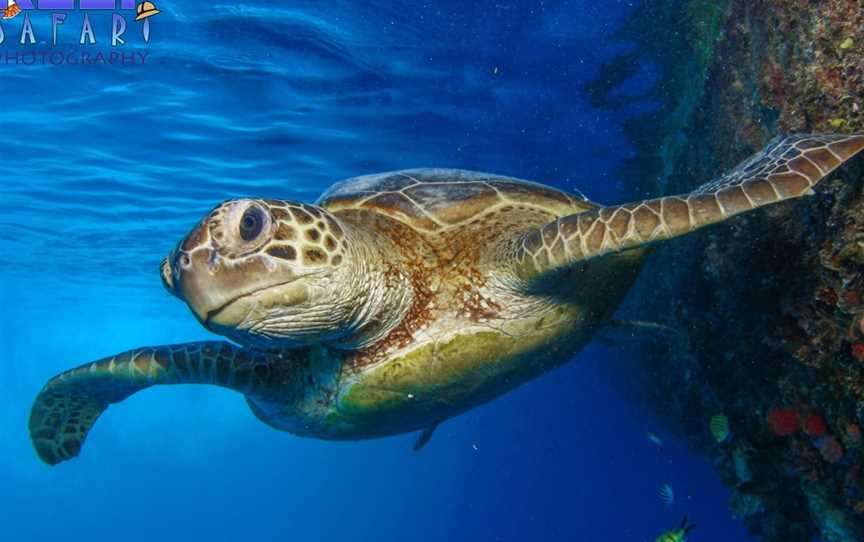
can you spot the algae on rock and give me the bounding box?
[590,1,864,541]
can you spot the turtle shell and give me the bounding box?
[317,168,596,233]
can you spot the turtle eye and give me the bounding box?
[239,206,266,241]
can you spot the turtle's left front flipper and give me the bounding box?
[514,133,864,280]
[29,342,281,466]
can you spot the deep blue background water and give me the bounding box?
[2,1,756,540]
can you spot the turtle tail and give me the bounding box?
[28,341,278,466]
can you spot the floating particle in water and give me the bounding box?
[709,413,731,444]
[767,408,798,437]
[802,414,827,438]
[647,432,664,449]
[659,484,675,506]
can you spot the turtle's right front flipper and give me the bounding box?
[29,341,285,466]
[514,133,864,282]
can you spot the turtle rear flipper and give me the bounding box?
[29,342,277,466]
[412,422,439,452]
[515,133,864,280]
[596,319,680,346]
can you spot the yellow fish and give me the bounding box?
[655,516,695,542]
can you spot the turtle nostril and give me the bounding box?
[171,249,192,270]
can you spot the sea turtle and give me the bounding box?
[30,133,864,465]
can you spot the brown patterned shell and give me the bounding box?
[317,168,597,233]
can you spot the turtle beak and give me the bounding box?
[166,240,270,329]
[164,244,226,326]
[160,256,179,297]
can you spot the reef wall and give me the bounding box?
[605,1,864,540]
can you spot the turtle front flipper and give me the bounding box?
[514,133,864,280]
[29,341,283,466]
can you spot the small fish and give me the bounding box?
[659,484,675,506]
[655,516,696,542]
[647,432,664,449]
[840,37,855,50]
[709,413,731,443]
[830,118,846,129]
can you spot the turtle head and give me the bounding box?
[161,198,400,349]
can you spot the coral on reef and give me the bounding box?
[591,0,864,540]
[851,343,864,362]
[820,436,845,464]
[844,424,862,447]
[768,408,799,437]
[803,415,828,438]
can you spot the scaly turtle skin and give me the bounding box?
[29,134,864,465]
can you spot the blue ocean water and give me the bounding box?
[1,1,757,540]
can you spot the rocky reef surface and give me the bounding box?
[596,1,864,540]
